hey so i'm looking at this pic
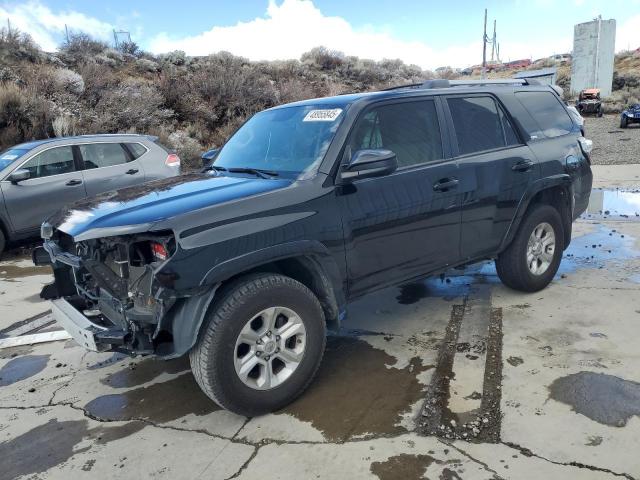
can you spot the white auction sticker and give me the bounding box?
[303,109,343,122]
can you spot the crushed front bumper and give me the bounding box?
[51,298,110,352]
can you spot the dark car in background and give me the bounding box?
[0,134,180,254]
[620,104,640,128]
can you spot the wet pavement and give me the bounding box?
[1,165,640,479]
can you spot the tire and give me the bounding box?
[620,116,628,129]
[496,204,564,293]
[190,272,326,416]
[597,107,603,118]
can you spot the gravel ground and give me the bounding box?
[585,114,640,165]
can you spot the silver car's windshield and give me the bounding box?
[0,148,30,170]
[214,105,345,178]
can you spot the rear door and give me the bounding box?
[444,94,538,260]
[78,142,147,196]
[338,97,462,297]
[1,145,86,233]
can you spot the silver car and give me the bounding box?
[0,134,180,254]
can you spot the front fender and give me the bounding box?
[499,174,572,252]
[162,240,345,359]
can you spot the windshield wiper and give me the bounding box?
[202,164,227,174]
[227,167,279,179]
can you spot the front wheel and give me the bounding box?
[190,273,326,416]
[620,116,628,128]
[496,204,564,292]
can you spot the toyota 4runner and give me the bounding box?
[36,79,593,416]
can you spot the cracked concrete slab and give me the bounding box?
[1,166,640,479]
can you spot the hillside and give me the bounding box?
[0,27,638,169]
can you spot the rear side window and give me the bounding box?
[448,96,518,155]
[126,143,148,159]
[348,100,443,168]
[515,91,573,138]
[21,146,75,178]
[79,143,131,169]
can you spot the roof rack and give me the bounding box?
[382,78,540,91]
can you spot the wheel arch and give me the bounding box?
[161,241,345,359]
[499,175,573,253]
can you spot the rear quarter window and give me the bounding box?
[515,91,574,138]
[126,143,148,159]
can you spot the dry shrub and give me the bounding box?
[0,83,53,148]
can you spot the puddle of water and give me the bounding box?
[282,336,430,442]
[549,371,640,427]
[584,189,640,219]
[0,419,91,479]
[100,357,190,388]
[85,373,219,422]
[396,276,473,305]
[370,453,435,480]
[558,224,637,276]
[0,355,49,387]
[0,418,148,478]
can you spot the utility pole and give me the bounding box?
[491,19,496,62]
[481,8,488,79]
[64,24,70,43]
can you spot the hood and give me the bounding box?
[49,173,292,240]
[625,104,640,113]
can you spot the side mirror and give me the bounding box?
[341,149,397,182]
[201,148,220,167]
[9,169,30,184]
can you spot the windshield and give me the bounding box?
[0,148,30,170]
[214,105,345,177]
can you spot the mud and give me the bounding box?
[0,419,91,479]
[85,373,219,423]
[419,300,503,443]
[370,453,434,480]
[0,346,33,360]
[0,355,49,387]
[86,352,128,369]
[549,371,640,427]
[100,357,190,388]
[507,356,524,367]
[0,263,50,280]
[283,336,430,442]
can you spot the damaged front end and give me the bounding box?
[36,229,187,357]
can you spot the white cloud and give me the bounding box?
[147,0,579,70]
[0,1,113,51]
[617,14,640,51]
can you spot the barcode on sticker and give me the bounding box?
[303,109,342,122]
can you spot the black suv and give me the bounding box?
[37,79,592,416]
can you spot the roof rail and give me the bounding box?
[382,77,541,92]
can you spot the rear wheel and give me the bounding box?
[190,273,326,416]
[496,204,564,292]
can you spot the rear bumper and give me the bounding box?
[51,298,110,352]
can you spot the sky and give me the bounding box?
[0,0,639,69]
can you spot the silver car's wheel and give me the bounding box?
[526,222,556,276]
[234,306,307,390]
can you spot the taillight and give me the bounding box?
[165,153,180,167]
[150,242,168,261]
